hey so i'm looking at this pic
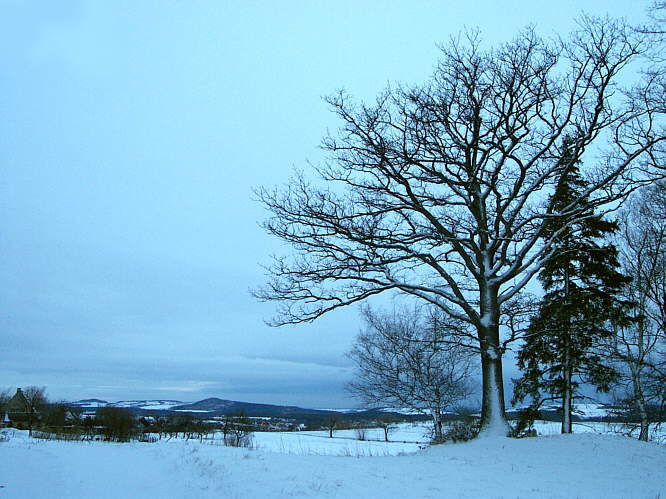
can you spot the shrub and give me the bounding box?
[32,431,84,441]
[96,407,137,442]
[355,428,368,441]
[511,407,540,438]
[224,431,254,448]
[138,433,159,443]
[222,411,254,448]
[0,429,11,442]
[440,419,480,443]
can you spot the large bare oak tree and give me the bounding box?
[256,17,665,436]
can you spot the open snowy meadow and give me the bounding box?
[1,423,665,498]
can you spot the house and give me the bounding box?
[5,388,28,421]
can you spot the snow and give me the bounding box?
[1,424,664,498]
[133,402,184,411]
[72,401,107,408]
[478,369,512,438]
[112,400,185,410]
[571,403,613,418]
[315,408,368,414]
[70,400,187,410]
[316,407,431,415]
[532,420,666,444]
[479,314,494,329]
[378,407,425,415]
[536,402,614,419]
[253,430,423,456]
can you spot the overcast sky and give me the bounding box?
[0,0,648,408]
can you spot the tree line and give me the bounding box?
[0,388,254,446]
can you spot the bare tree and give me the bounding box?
[347,306,474,442]
[0,388,11,408]
[21,386,48,437]
[376,414,399,442]
[256,18,665,435]
[635,2,666,177]
[640,2,666,37]
[222,411,254,447]
[604,182,666,441]
[0,388,12,426]
[322,415,339,438]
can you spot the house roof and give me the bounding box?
[6,389,28,413]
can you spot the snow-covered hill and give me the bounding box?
[69,399,185,411]
[111,400,185,411]
[539,402,615,419]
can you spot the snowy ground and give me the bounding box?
[533,420,666,444]
[1,424,665,498]
[251,423,429,456]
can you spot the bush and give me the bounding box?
[32,431,84,441]
[224,431,254,448]
[222,411,254,448]
[0,429,11,442]
[511,407,540,438]
[355,428,368,441]
[440,419,480,443]
[138,433,159,443]
[96,407,137,442]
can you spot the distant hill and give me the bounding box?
[65,398,654,424]
[169,398,341,418]
[70,399,185,411]
[111,400,184,411]
[66,397,424,422]
[69,399,109,408]
[508,402,618,422]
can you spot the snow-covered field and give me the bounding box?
[252,428,425,456]
[533,420,666,444]
[1,424,665,498]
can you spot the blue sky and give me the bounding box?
[0,0,648,407]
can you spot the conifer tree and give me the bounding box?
[512,138,635,433]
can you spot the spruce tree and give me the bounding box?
[512,138,634,433]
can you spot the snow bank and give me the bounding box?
[0,429,664,498]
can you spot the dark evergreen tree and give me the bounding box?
[512,138,635,434]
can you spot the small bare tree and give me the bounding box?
[377,415,398,442]
[0,388,11,410]
[348,306,474,442]
[604,182,666,441]
[323,415,339,438]
[354,426,368,441]
[223,411,254,448]
[21,387,48,437]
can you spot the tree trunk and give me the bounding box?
[630,362,650,442]
[637,397,649,442]
[561,270,573,434]
[561,359,573,434]
[432,409,443,442]
[478,284,511,436]
[479,347,510,436]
